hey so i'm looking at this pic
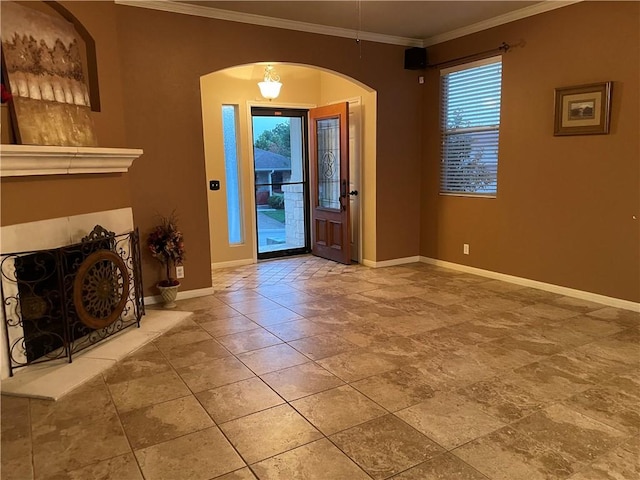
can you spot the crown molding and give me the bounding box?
[116,0,582,49]
[423,0,583,47]
[114,0,423,47]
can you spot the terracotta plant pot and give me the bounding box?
[157,283,179,309]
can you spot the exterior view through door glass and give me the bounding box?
[309,102,351,264]
[252,108,310,259]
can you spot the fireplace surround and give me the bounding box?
[0,146,206,397]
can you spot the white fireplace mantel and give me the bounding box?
[0,144,143,177]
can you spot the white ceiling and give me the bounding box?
[170,1,579,46]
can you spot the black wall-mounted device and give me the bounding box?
[404,47,428,70]
[209,180,220,191]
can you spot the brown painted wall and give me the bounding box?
[1,1,421,296]
[114,5,422,294]
[421,1,640,302]
[1,174,130,226]
[1,1,130,226]
[4,1,636,303]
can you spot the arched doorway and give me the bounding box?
[200,63,377,269]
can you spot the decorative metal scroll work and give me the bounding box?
[82,224,115,243]
[73,250,130,329]
[0,227,145,376]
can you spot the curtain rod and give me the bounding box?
[428,42,511,69]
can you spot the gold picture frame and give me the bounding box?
[554,82,612,136]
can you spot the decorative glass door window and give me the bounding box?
[316,118,341,210]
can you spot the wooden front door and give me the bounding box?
[309,102,351,264]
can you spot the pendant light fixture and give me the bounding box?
[258,65,282,100]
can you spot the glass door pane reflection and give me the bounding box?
[252,111,309,257]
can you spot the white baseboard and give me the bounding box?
[362,256,421,268]
[211,259,255,270]
[144,287,215,306]
[420,256,640,313]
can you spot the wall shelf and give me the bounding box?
[0,144,143,177]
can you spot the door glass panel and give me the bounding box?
[316,118,340,210]
[252,111,309,257]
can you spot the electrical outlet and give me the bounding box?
[176,265,185,279]
[463,244,470,255]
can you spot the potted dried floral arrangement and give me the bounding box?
[147,212,185,308]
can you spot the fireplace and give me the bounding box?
[0,207,147,379]
[1,224,144,376]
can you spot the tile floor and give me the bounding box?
[1,256,638,480]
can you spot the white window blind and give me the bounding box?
[440,56,502,196]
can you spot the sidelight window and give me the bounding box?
[222,105,243,244]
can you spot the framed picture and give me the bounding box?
[554,82,612,136]
[1,2,97,146]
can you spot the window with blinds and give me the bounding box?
[440,56,502,196]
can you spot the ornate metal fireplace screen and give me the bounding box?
[1,226,144,376]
